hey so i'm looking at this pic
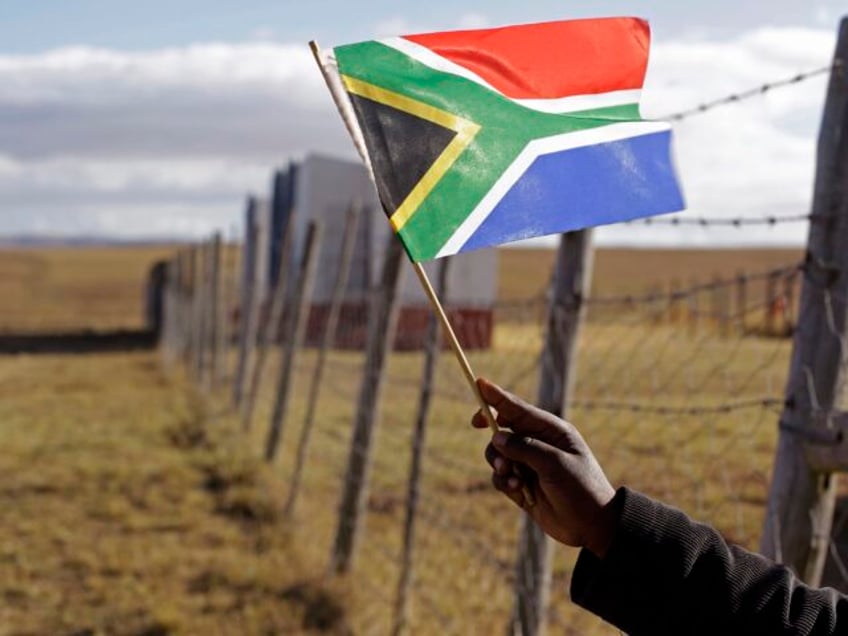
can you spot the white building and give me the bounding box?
[278,153,498,349]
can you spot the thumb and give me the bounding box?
[492,431,557,474]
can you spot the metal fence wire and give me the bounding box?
[155,48,848,636]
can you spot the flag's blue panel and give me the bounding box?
[458,130,685,253]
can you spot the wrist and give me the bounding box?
[584,488,622,559]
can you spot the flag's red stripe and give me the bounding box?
[402,17,649,100]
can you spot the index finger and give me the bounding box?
[477,377,576,447]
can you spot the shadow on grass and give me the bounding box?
[186,571,350,634]
[0,329,157,355]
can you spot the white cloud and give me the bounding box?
[0,43,325,107]
[0,25,838,246]
[373,17,415,39]
[601,25,835,247]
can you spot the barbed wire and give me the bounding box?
[569,395,782,416]
[627,212,820,228]
[586,262,801,306]
[662,63,835,122]
[163,223,821,632]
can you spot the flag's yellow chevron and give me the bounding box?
[341,74,480,232]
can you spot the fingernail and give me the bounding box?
[507,477,519,490]
[493,431,508,447]
[494,457,504,472]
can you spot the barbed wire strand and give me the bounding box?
[662,64,834,122]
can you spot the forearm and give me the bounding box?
[570,488,847,635]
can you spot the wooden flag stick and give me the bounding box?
[412,262,535,507]
[309,38,533,506]
[411,261,497,432]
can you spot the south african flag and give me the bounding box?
[315,17,685,261]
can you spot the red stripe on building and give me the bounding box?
[402,17,649,100]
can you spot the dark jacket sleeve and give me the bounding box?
[570,488,848,635]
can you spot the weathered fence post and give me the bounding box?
[193,242,209,385]
[285,205,361,516]
[161,257,179,372]
[220,226,244,384]
[232,197,269,408]
[784,267,798,335]
[511,229,594,636]
[264,221,324,462]
[391,256,450,636]
[174,250,188,363]
[688,279,699,337]
[710,275,721,335]
[765,270,780,337]
[182,249,195,362]
[182,247,197,368]
[205,232,223,390]
[736,272,748,335]
[242,207,296,431]
[330,236,406,574]
[713,275,730,337]
[760,20,848,585]
[648,284,663,324]
[667,279,681,324]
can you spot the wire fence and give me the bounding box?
[0,24,842,636]
[661,63,835,122]
[157,46,848,635]
[157,239,812,634]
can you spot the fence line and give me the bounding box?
[154,21,848,635]
[628,212,818,227]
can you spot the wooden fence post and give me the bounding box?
[688,279,699,337]
[193,242,209,385]
[220,227,243,383]
[205,232,223,390]
[174,250,187,362]
[710,275,720,335]
[736,272,748,335]
[161,257,179,372]
[330,236,406,575]
[712,275,730,337]
[182,248,195,362]
[648,284,663,324]
[667,279,681,324]
[232,198,269,408]
[765,270,779,337]
[390,256,450,636]
[183,247,197,368]
[511,229,594,636]
[284,205,361,516]
[264,221,324,462]
[784,267,797,335]
[760,21,848,585]
[241,207,296,432]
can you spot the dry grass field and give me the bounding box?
[0,245,176,332]
[0,244,802,332]
[0,244,805,634]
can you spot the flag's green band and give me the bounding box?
[341,74,481,233]
[334,40,644,260]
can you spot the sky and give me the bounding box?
[0,1,845,246]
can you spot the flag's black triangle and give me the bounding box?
[348,93,457,217]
